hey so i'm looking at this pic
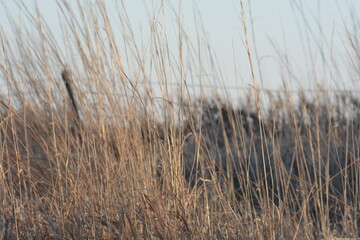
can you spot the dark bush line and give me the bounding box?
[178,96,360,232]
[1,91,359,237]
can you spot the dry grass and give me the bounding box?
[0,1,359,239]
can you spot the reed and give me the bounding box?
[0,1,359,239]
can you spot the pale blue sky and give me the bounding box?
[1,0,359,96]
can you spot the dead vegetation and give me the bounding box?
[0,1,359,239]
